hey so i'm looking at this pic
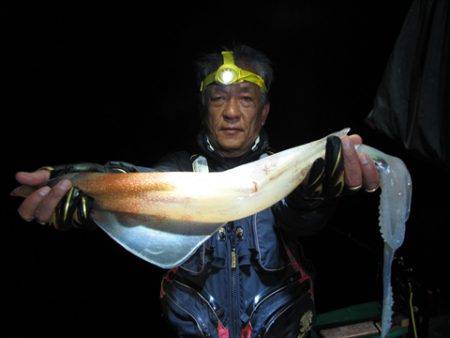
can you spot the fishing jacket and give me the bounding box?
[147,130,336,338]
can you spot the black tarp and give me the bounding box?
[366,0,450,169]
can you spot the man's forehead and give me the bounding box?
[209,82,260,94]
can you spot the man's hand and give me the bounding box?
[11,169,72,228]
[287,133,380,211]
[341,135,379,193]
[11,162,138,229]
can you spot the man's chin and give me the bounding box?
[216,134,242,145]
[216,139,246,154]
[220,143,242,151]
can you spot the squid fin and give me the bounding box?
[91,207,224,269]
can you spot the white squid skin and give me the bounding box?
[15,128,411,337]
[67,128,351,224]
[13,128,350,269]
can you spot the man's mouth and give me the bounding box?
[221,127,244,136]
[221,127,243,131]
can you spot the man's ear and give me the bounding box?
[261,102,270,126]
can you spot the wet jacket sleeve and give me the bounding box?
[47,161,144,230]
[272,136,344,237]
[272,191,338,237]
[110,151,192,173]
[151,151,192,172]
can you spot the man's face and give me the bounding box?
[205,82,270,158]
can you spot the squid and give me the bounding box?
[15,128,411,337]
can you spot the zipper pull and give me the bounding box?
[231,248,237,269]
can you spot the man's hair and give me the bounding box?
[196,44,274,111]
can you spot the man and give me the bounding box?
[12,45,379,337]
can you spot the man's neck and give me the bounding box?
[216,147,251,158]
[206,136,260,159]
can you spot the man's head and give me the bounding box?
[197,45,273,158]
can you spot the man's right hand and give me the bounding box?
[11,169,73,228]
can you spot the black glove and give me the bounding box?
[286,136,345,210]
[47,161,138,230]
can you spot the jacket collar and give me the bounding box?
[196,129,271,170]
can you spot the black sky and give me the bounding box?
[4,2,449,337]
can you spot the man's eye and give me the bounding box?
[210,96,225,102]
[241,96,254,102]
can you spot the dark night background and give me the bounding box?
[3,2,450,337]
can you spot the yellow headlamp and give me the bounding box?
[200,51,267,92]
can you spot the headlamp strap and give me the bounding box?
[200,50,267,92]
[222,51,235,66]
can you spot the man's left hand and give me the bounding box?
[341,134,379,193]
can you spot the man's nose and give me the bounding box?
[223,97,241,122]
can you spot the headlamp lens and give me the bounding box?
[218,68,237,84]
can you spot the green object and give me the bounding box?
[313,301,409,337]
[200,51,267,92]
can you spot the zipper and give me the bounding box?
[248,283,291,321]
[262,294,306,337]
[172,279,221,324]
[165,293,208,337]
[231,248,238,269]
[252,212,285,272]
[228,221,240,338]
[245,278,309,334]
